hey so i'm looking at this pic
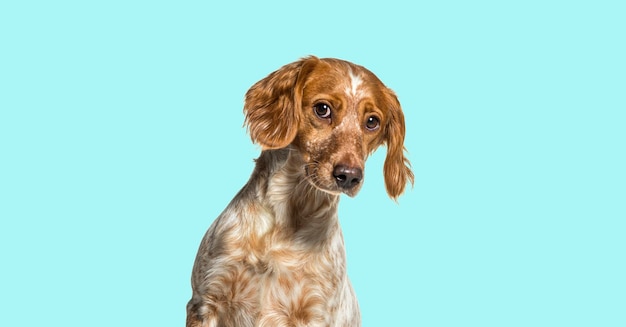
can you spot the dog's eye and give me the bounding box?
[313,103,332,119]
[365,116,380,131]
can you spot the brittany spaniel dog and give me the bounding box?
[187,56,413,327]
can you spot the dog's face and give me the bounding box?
[244,56,413,199]
[293,60,391,197]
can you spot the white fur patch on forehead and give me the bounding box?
[345,69,364,98]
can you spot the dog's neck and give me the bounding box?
[249,147,341,246]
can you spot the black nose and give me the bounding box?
[333,165,363,190]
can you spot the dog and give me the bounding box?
[187,56,413,327]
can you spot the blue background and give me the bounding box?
[1,1,624,326]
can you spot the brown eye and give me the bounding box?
[314,103,332,119]
[365,116,380,131]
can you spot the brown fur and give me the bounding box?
[187,56,413,327]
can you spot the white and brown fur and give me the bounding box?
[187,56,413,327]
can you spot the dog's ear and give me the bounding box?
[382,89,414,200]
[244,56,319,149]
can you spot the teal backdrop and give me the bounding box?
[1,1,624,326]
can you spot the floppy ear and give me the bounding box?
[244,56,319,149]
[382,89,414,200]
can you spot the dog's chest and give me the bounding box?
[237,233,346,325]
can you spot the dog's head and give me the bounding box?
[244,56,413,199]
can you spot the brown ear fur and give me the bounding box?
[382,89,414,199]
[244,56,319,149]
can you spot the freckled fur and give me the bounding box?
[187,56,413,327]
